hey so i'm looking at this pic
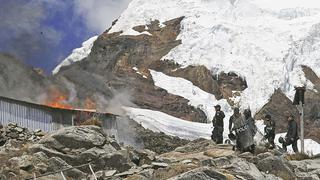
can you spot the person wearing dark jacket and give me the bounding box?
[211,105,225,144]
[281,113,299,153]
[264,114,276,149]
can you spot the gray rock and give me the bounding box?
[115,171,135,177]
[134,149,156,165]
[201,159,216,167]
[78,146,114,163]
[141,164,152,169]
[257,152,273,160]
[257,156,296,179]
[47,157,72,172]
[15,127,23,133]
[104,170,117,177]
[47,126,107,149]
[30,144,77,165]
[95,171,104,179]
[213,157,231,167]
[151,162,169,169]
[168,166,227,180]
[35,162,48,174]
[47,157,86,179]
[226,159,265,180]
[290,158,320,172]
[8,155,34,171]
[261,172,282,180]
[7,172,17,178]
[101,152,133,172]
[0,174,6,180]
[138,169,154,179]
[33,151,49,164]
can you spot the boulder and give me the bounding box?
[226,159,265,180]
[257,156,296,180]
[100,152,133,173]
[42,126,107,150]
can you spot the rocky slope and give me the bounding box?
[49,0,320,142]
[2,0,320,143]
[1,125,319,180]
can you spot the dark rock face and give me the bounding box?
[255,89,299,133]
[216,72,247,101]
[55,17,207,123]
[167,65,223,100]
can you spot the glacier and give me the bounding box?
[110,0,320,114]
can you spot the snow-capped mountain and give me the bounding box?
[109,0,320,113]
[52,0,320,146]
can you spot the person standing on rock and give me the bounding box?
[211,105,225,144]
[230,108,255,153]
[280,113,299,153]
[264,114,276,149]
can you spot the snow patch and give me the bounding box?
[125,107,212,140]
[52,36,98,74]
[126,108,320,155]
[149,69,232,122]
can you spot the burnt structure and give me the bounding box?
[0,96,116,132]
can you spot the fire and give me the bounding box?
[45,87,72,109]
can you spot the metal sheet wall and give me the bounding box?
[0,98,54,132]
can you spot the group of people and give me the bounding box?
[211,105,299,153]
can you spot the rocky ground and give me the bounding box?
[0,124,319,180]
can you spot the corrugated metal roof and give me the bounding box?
[0,95,114,115]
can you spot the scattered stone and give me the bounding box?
[141,164,152,169]
[151,162,169,169]
[181,159,193,164]
[104,170,117,177]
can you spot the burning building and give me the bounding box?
[0,95,117,133]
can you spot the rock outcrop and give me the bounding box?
[1,125,320,179]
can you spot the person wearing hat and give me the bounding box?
[264,114,276,149]
[211,104,225,144]
[281,113,299,153]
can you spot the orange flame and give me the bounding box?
[45,87,72,109]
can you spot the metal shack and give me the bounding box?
[0,96,117,132]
